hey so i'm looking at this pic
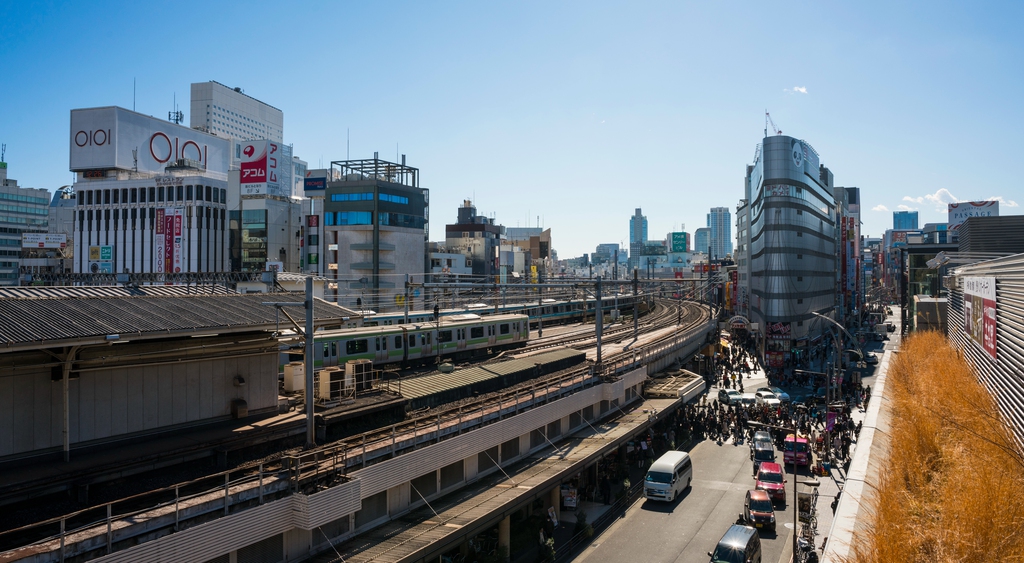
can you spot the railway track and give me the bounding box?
[0,299,713,560]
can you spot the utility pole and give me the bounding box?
[633,269,639,340]
[595,276,603,365]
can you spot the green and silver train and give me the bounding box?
[300,313,530,369]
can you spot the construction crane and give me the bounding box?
[765,111,782,137]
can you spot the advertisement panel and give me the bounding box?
[669,232,688,253]
[70,107,228,176]
[154,209,165,273]
[964,276,997,360]
[303,168,330,196]
[240,140,281,196]
[152,208,183,273]
[789,138,820,179]
[948,201,999,231]
[23,233,67,249]
[766,321,791,340]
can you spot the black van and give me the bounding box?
[708,524,761,563]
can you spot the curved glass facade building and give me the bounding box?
[743,135,837,362]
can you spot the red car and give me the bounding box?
[755,461,786,504]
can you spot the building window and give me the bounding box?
[797,299,803,304]
[379,193,409,204]
[797,321,803,326]
[158,186,165,202]
[797,231,803,237]
[797,276,803,281]
[797,209,803,215]
[86,191,93,205]
[205,186,212,201]
[186,185,193,200]
[130,188,137,203]
[797,254,803,259]
[104,189,110,204]
[112,190,119,204]
[177,185,184,201]
[339,211,372,225]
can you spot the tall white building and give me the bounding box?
[190,81,283,143]
[707,206,732,260]
[189,81,307,271]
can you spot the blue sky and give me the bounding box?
[2,1,1022,257]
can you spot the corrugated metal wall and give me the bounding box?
[948,253,1024,448]
[0,349,278,459]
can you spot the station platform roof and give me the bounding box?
[0,291,358,352]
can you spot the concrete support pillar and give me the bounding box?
[550,486,560,523]
[498,514,510,562]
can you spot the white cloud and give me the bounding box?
[985,196,1018,208]
[901,188,958,211]
[897,204,916,211]
[784,86,808,94]
[872,204,889,212]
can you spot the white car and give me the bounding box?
[755,391,782,408]
[757,386,791,403]
[718,388,742,405]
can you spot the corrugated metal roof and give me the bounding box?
[0,285,235,299]
[0,293,359,350]
[398,348,585,400]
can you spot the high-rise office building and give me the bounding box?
[628,208,647,270]
[694,228,710,256]
[893,210,918,230]
[190,81,283,144]
[0,161,51,285]
[743,134,838,364]
[707,207,732,260]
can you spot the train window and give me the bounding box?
[408,334,416,347]
[331,342,337,357]
[323,343,330,358]
[500,324,510,335]
[439,330,453,343]
[346,339,368,354]
[458,329,466,340]
[395,336,403,348]
[379,337,387,351]
[421,333,432,345]
[471,327,484,339]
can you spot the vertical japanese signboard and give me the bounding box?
[154,208,183,273]
[240,140,280,196]
[964,276,997,360]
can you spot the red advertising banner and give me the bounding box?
[164,213,174,274]
[173,211,183,273]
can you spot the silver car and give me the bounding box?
[755,391,781,408]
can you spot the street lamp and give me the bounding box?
[748,420,820,560]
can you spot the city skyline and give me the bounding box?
[2,1,1022,257]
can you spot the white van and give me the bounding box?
[644,451,693,502]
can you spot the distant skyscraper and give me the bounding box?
[707,207,732,259]
[628,208,647,270]
[694,228,710,256]
[893,211,919,230]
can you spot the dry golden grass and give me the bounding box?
[849,331,1024,563]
